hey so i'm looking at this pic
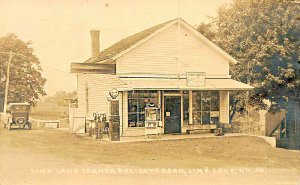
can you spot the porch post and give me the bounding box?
[118,91,123,136]
[189,91,193,125]
[122,91,128,133]
[219,90,230,124]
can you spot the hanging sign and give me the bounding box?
[109,88,119,99]
[186,72,206,87]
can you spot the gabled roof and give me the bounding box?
[85,19,176,63]
[85,18,238,65]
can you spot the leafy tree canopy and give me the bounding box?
[44,91,77,107]
[197,0,300,117]
[0,33,46,106]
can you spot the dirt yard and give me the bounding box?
[0,128,299,185]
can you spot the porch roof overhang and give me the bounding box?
[70,63,116,74]
[118,78,253,91]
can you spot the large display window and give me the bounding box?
[128,90,219,127]
[128,91,158,127]
[192,91,220,124]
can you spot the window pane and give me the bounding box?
[144,98,158,107]
[202,91,211,111]
[128,99,137,113]
[128,91,138,98]
[137,112,145,127]
[138,99,146,112]
[192,91,201,111]
[138,91,147,98]
[193,112,201,125]
[128,114,137,127]
[139,90,158,98]
[211,91,219,111]
[202,111,210,124]
[128,91,133,98]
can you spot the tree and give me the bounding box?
[197,0,300,120]
[0,33,46,106]
[44,91,77,107]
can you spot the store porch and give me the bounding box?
[111,132,246,143]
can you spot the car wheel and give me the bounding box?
[28,122,32,130]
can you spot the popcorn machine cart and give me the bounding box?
[144,106,162,139]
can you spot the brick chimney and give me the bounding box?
[90,30,100,59]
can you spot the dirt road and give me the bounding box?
[0,128,299,185]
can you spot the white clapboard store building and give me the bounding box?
[70,18,253,136]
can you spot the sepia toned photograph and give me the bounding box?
[0,0,299,185]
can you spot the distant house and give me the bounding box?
[70,18,253,137]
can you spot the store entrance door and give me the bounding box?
[164,96,181,134]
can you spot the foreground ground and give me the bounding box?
[0,128,299,185]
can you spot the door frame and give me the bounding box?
[162,92,183,133]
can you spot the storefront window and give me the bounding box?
[192,91,220,125]
[128,91,158,127]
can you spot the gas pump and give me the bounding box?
[108,88,120,141]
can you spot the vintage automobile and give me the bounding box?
[4,103,31,130]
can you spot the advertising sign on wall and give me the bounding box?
[186,72,206,87]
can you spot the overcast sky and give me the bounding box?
[0,0,232,96]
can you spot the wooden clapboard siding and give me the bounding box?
[116,24,229,76]
[219,91,229,123]
[76,74,88,117]
[77,73,126,116]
